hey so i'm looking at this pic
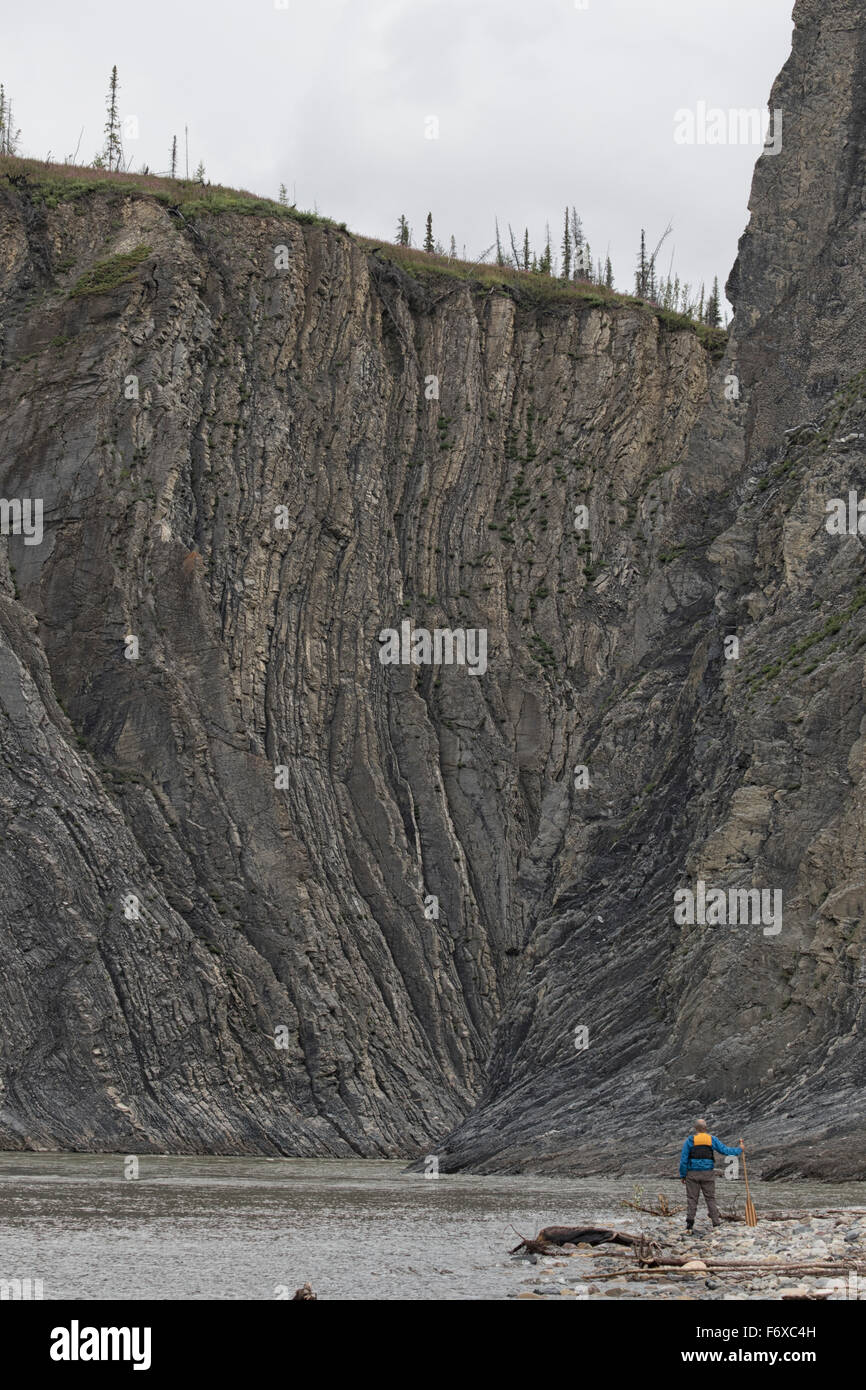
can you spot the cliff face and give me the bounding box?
[729,0,866,462]
[2,0,865,1177]
[440,0,866,1179]
[0,180,711,1153]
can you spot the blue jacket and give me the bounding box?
[679,1134,742,1177]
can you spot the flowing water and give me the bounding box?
[1,1153,865,1300]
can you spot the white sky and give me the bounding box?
[5,0,795,305]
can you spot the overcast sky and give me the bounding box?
[6,0,794,308]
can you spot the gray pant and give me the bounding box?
[685,1170,720,1224]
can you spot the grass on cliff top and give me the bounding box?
[0,155,726,349]
[0,155,336,224]
[361,238,727,348]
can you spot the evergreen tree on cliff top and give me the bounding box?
[561,208,572,280]
[705,276,722,327]
[103,65,122,172]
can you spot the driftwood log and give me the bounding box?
[751,1208,866,1220]
[625,1202,866,1223]
[719,1209,862,1223]
[510,1227,644,1256]
[622,1193,682,1217]
[510,1208,865,1259]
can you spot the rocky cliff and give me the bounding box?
[0,168,713,1155]
[439,0,866,1179]
[1,0,864,1176]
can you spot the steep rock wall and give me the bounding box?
[0,183,711,1152]
[440,0,866,1179]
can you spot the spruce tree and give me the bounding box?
[538,223,552,275]
[495,218,504,267]
[705,276,721,327]
[604,256,614,290]
[570,208,583,248]
[194,159,206,183]
[449,235,457,259]
[574,236,591,281]
[278,183,288,206]
[522,228,530,271]
[635,229,648,297]
[170,135,177,178]
[104,65,122,172]
[0,86,10,157]
[423,212,434,253]
[1,90,21,157]
[561,207,571,280]
[396,214,410,246]
[570,209,585,278]
[9,100,20,155]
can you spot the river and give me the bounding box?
[2,1153,865,1300]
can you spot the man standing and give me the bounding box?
[679,1119,743,1231]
